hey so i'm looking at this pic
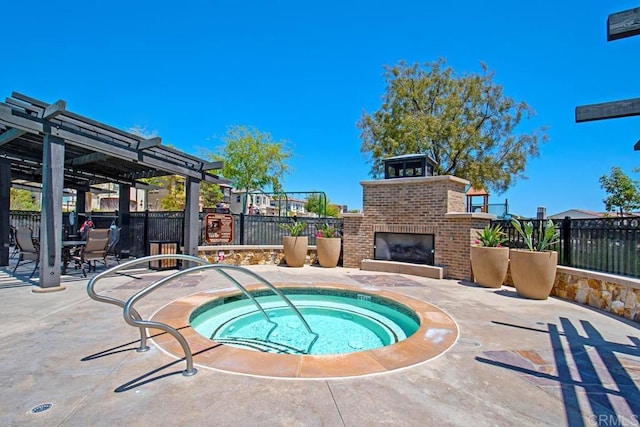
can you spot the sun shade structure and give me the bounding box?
[575,6,640,151]
[0,92,229,289]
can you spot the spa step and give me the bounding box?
[213,337,308,354]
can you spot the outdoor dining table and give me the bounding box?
[61,240,85,274]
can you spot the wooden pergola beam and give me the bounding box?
[66,152,109,166]
[41,100,66,119]
[201,160,223,171]
[634,139,640,151]
[0,128,26,147]
[608,7,640,41]
[137,137,162,150]
[575,97,640,122]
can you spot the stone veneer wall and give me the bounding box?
[342,176,493,280]
[504,266,640,322]
[553,267,640,322]
[199,246,318,266]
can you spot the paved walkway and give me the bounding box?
[0,263,638,426]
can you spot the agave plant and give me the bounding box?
[279,220,306,237]
[511,218,559,251]
[475,224,507,247]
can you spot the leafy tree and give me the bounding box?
[130,126,224,210]
[201,181,224,208]
[357,59,547,193]
[599,166,640,217]
[10,188,39,210]
[211,125,291,213]
[305,193,340,217]
[159,176,186,210]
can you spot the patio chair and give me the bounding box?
[12,228,40,278]
[9,226,19,259]
[73,228,110,277]
[106,226,121,264]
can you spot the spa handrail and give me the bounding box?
[89,254,319,376]
[87,254,211,354]
[211,265,320,353]
[123,263,320,363]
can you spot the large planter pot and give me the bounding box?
[282,236,308,267]
[509,249,558,300]
[470,246,509,288]
[316,237,341,268]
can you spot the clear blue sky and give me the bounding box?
[2,1,639,217]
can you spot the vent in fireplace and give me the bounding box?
[374,232,434,265]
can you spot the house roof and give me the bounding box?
[549,209,640,218]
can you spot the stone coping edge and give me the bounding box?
[199,245,317,251]
[445,212,497,220]
[360,175,469,186]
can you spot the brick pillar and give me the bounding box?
[343,213,365,268]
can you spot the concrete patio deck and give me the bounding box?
[0,262,638,426]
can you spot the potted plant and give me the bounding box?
[315,223,341,268]
[470,224,509,288]
[509,218,560,300]
[279,221,307,267]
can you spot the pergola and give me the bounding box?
[0,92,228,290]
[575,6,640,150]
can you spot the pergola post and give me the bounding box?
[184,177,201,264]
[75,189,86,235]
[118,184,131,259]
[37,134,65,290]
[0,158,10,266]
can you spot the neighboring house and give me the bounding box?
[549,209,640,219]
[269,196,310,217]
[93,183,147,211]
[229,190,273,214]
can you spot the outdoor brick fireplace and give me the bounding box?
[342,175,493,280]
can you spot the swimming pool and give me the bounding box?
[190,289,420,355]
[151,283,458,378]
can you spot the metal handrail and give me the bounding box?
[211,266,319,353]
[87,254,210,354]
[89,254,319,377]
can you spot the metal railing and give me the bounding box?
[10,210,344,259]
[87,254,318,376]
[493,216,640,278]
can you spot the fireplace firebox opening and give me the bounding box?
[374,232,435,265]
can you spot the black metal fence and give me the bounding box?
[10,211,344,259]
[493,217,640,279]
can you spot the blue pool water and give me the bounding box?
[190,290,420,355]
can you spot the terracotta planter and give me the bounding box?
[282,236,308,267]
[470,246,509,288]
[316,237,341,268]
[509,249,558,300]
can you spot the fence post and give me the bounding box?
[144,210,150,256]
[239,213,245,245]
[563,216,572,266]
